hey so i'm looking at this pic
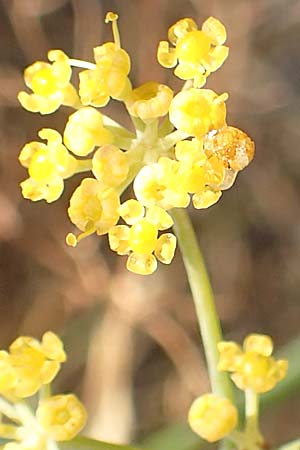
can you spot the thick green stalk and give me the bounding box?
[171,208,233,400]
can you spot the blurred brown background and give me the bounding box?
[0,0,300,447]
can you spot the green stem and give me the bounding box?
[171,208,233,401]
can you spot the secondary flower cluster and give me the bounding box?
[188,334,288,443]
[18,12,254,275]
[0,332,86,450]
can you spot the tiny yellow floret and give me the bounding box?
[158,17,228,87]
[9,331,66,398]
[218,334,288,393]
[67,178,120,243]
[19,129,78,203]
[126,82,173,120]
[92,144,129,187]
[188,393,238,442]
[64,107,114,156]
[169,89,228,139]
[18,50,79,114]
[36,394,87,441]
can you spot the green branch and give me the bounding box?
[171,208,233,400]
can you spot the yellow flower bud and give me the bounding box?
[188,394,238,442]
[36,394,87,441]
[64,107,114,156]
[92,145,129,187]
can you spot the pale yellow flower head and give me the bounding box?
[18,50,79,114]
[9,331,66,398]
[36,394,87,441]
[126,82,173,120]
[218,334,288,393]
[64,107,114,156]
[169,88,228,139]
[109,199,176,275]
[188,393,238,442]
[67,178,120,247]
[19,128,78,203]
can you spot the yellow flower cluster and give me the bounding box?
[18,12,254,275]
[218,333,288,393]
[0,332,86,449]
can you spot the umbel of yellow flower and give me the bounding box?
[109,199,176,275]
[18,50,79,114]
[188,393,238,442]
[19,128,78,203]
[218,334,288,393]
[158,17,228,87]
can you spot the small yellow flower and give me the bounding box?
[169,88,228,139]
[36,394,87,441]
[9,331,66,398]
[188,393,238,442]
[67,178,120,246]
[158,17,228,87]
[79,14,131,107]
[19,128,78,203]
[126,82,173,120]
[218,334,288,393]
[133,157,190,210]
[92,144,129,187]
[63,107,114,156]
[108,199,176,275]
[18,50,79,114]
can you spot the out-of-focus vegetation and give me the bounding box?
[0,0,300,447]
